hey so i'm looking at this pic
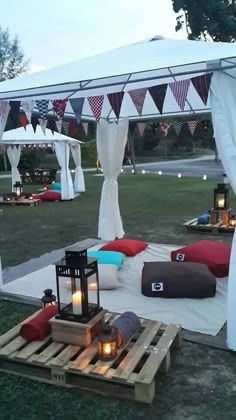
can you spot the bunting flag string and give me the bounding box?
[47,120,57,134]
[9,101,21,128]
[137,122,146,137]
[128,88,147,116]
[188,120,197,136]
[52,99,68,120]
[56,119,63,134]
[107,92,125,119]
[31,117,38,133]
[19,114,28,130]
[191,73,212,105]
[39,118,47,135]
[62,121,70,135]
[173,121,183,136]
[69,121,77,137]
[70,98,85,123]
[21,100,34,123]
[35,100,49,120]
[148,84,168,114]
[160,122,171,136]
[82,122,88,136]
[88,95,104,122]
[169,80,190,111]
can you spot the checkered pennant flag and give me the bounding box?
[35,100,49,120]
[173,122,183,136]
[188,120,197,136]
[88,95,104,122]
[62,121,70,135]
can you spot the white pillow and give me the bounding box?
[90,264,120,290]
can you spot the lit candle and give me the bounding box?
[203,175,207,180]
[158,171,162,175]
[103,343,112,355]
[142,170,146,174]
[72,291,82,315]
[218,199,225,208]
[178,173,182,178]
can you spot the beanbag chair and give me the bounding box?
[88,251,125,268]
[142,261,216,298]
[171,240,231,278]
[100,239,148,257]
[51,182,61,191]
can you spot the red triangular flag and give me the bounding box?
[160,122,171,137]
[88,96,104,122]
[107,92,124,119]
[70,121,77,137]
[169,79,190,111]
[149,84,168,114]
[188,120,197,136]
[128,88,147,116]
[19,114,28,130]
[191,73,212,105]
[137,122,146,137]
[52,99,68,120]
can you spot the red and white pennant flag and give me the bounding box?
[188,120,197,136]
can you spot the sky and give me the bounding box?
[1,0,186,73]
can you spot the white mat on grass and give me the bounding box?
[1,243,227,336]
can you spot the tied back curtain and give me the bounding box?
[7,145,22,190]
[70,144,85,192]
[97,119,129,240]
[54,141,74,200]
[210,71,236,350]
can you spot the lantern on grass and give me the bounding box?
[41,289,56,308]
[55,247,102,323]
[13,181,23,197]
[98,325,118,361]
[214,183,229,210]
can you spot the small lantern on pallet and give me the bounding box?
[214,183,229,210]
[13,181,23,197]
[55,247,102,323]
[230,215,236,227]
[41,289,56,309]
[98,324,118,361]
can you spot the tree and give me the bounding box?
[172,0,236,42]
[0,26,28,82]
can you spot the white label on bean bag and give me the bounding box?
[152,282,164,292]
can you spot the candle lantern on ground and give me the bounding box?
[230,215,236,227]
[214,183,229,210]
[41,289,56,309]
[98,324,118,361]
[13,181,23,197]
[54,246,102,323]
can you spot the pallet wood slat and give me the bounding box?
[0,311,182,404]
[183,218,235,234]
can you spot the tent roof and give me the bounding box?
[0,36,236,121]
[1,125,82,145]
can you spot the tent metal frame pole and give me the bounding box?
[1,63,236,101]
[222,71,236,81]
[108,108,211,122]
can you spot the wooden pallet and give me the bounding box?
[0,199,40,207]
[183,218,235,234]
[0,310,181,404]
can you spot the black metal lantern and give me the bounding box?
[41,289,57,309]
[55,247,102,323]
[98,325,118,361]
[13,181,23,197]
[214,183,229,210]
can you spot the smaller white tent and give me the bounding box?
[1,125,85,199]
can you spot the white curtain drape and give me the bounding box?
[7,145,22,190]
[210,71,236,350]
[54,141,74,200]
[96,119,129,241]
[70,144,85,192]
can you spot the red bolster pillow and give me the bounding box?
[20,305,58,342]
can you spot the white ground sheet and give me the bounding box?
[1,243,227,336]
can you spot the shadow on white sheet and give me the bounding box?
[1,243,227,336]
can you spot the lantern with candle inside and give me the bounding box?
[230,215,236,227]
[98,324,118,361]
[54,246,102,323]
[13,181,23,197]
[41,289,56,309]
[214,183,229,210]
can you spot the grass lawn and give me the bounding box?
[0,173,236,420]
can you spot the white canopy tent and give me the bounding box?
[1,125,85,198]
[0,36,236,349]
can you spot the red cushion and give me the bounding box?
[171,240,231,278]
[41,191,61,201]
[32,194,42,200]
[20,305,58,342]
[100,239,148,256]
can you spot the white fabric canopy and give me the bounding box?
[7,145,22,190]
[97,119,129,240]
[70,144,85,192]
[54,142,74,200]
[1,125,82,145]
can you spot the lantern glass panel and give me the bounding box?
[214,184,229,210]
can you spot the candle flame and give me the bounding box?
[103,343,112,354]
